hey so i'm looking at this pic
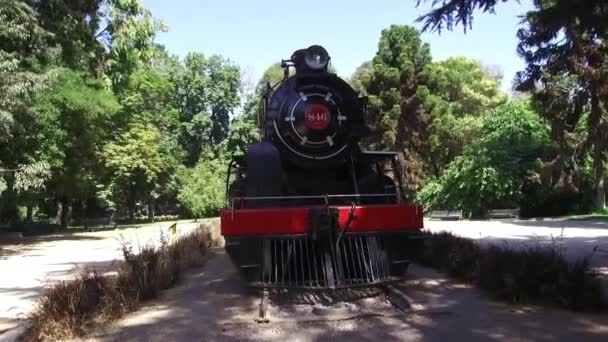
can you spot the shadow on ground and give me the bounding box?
[0,233,107,260]
[88,250,608,342]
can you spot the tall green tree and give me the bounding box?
[424,57,507,176]
[175,53,240,165]
[34,69,120,226]
[360,25,433,193]
[417,0,608,35]
[353,26,507,188]
[0,0,56,223]
[104,0,166,92]
[100,123,170,220]
[516,0,608,210]
[30,0,106,72]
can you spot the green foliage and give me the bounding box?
[222,113,259,157]
[175,52,241,165]
[35,69,120,189]
[425,56,507,118]
[516,1,608,211]
[100,123,170,216]
[352,28,507,189]
[120,66,181,134]
[416,0,512,32]
[418,100,550,217]
[364,24,432,149]
[349,61,373,95]
[177,155,227,218]
[26,68,119,224]
[13,162,51,193]
[105,0,167,91]
[32,0,106,71]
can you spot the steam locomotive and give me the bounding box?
[221,45,424,289]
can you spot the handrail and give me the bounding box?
[233,193,397,201]
[229,193,400,218]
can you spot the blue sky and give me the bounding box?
[145,0,532,92]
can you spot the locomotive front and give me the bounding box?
[221,45,424,289]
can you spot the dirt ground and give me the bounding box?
[84,250,608,342]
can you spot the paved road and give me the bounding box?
[0,221,202,333]
[424,218,608,273]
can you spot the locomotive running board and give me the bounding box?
[250,233,407,289]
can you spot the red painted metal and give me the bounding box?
[221,204,423,237]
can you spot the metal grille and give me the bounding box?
[256,234,392,289]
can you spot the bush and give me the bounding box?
[25,271,103,341]
[177,156,227,218]
[417,100,551,218]
[412,231,607,312]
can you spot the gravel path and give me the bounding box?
[87,250,608,342]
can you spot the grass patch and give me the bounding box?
[412,231,607,312]
[22,224,214,341]
[567,209,608,221]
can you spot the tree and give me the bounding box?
[426,57,507,117]
[0,0,56,223]
[100,123,168,220]
[417,0,608,36]
[416,0,512,32]
[417,100,550,217]
[104,0,166,92]
[352,27,507,187]
[349,61,373,95]
[516,0,608,210]
[424,57,507,176]
[419,0,608,210]
[177,154,226,218]
[175,53,240,165]
[120,66,181,136]
[115,65,185,218]
[30,0,106,72]
[34,69,120,226]
[359,25,433,193]
[256,62,288,93]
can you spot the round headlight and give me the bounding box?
[304,45,330,70]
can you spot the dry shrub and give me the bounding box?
[23,270,112,341]
[412,231,607,312]
[119,227,212,301]
[23,225,212,341]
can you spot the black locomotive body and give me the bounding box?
[221,46,423,289]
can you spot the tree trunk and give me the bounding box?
[147,201,155,222]
[1,177,19,224]
[128,185,136,221]
[26,204,33,222]
[589,80,607,212]
[594,151,606,211]
[59,197,72,229]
